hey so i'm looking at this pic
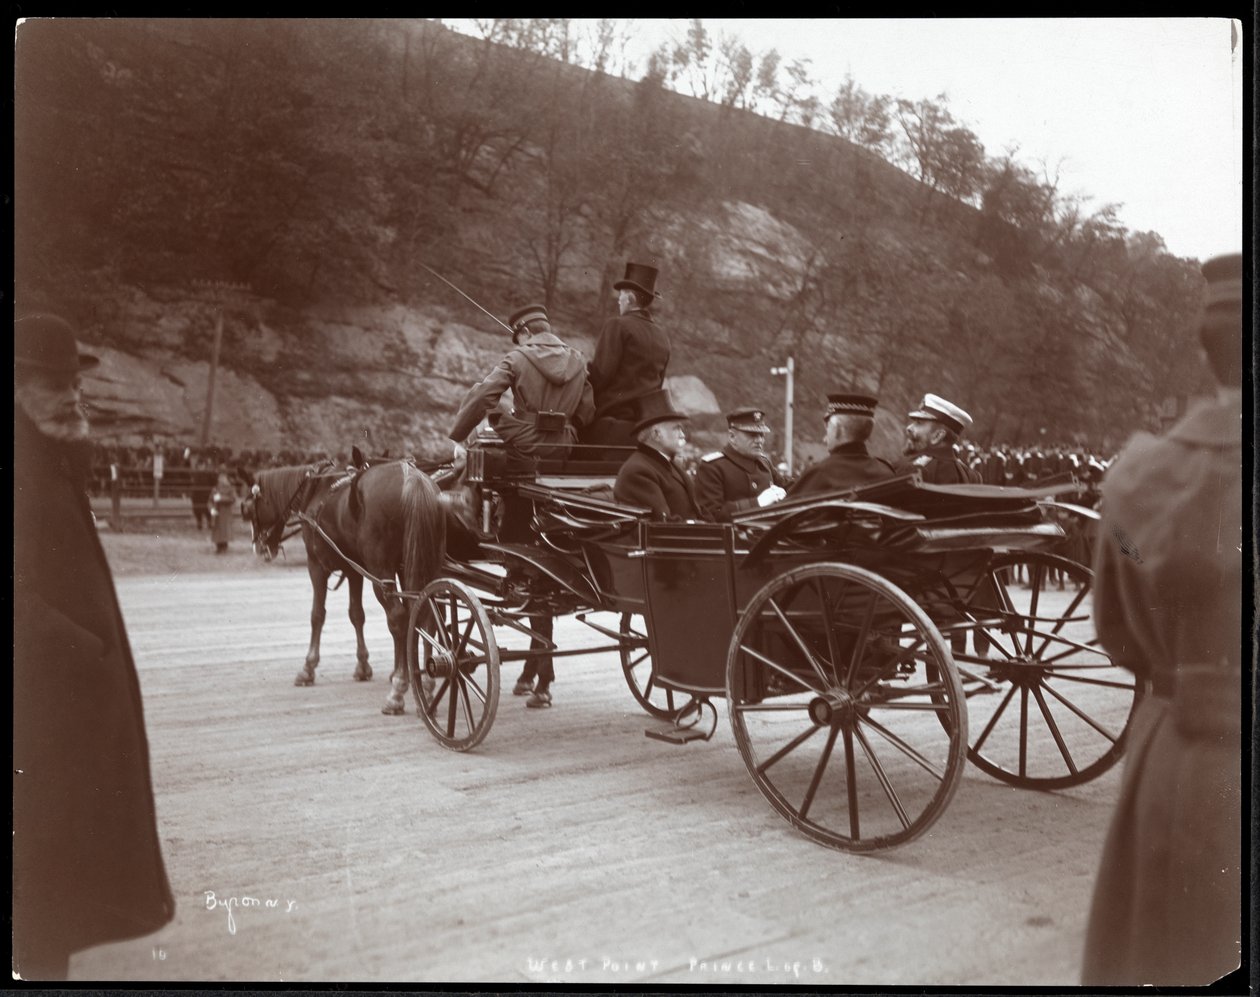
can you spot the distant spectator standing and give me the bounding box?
[1081,253,1245,985]
[209,468,236,553]
[582,262,671,451]
[13,313,174,979]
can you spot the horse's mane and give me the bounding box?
[254,462,328,527]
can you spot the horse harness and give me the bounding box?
[252,458,337,559]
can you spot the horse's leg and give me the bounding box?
[347,572,372,681]
[379,584,410,715]
[296,562,328,687]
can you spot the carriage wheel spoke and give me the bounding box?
[455,675,477,732]
[1031,682,1078,776]
[816,577,844,683]
[799,724,840,821]
[1037,584,1091,650]
[972,683,1018,753]
[845,592,877,688]
[843,727,860,840]
[1023,565,1044,657]
[1039,679,1122,742]
[738,643,823,696]
[735,701,813,714]
[455,617,476,658]
[768,597,833,690]
[861,715,947,780]
[755,720,824,775]
[853,724,910,830]
[1018,686,1030,777]
[445,669,460,737]
[425,676,452,716]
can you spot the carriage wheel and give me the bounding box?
[949,551,1142,789]
[407,578,500,752]
[619,612,696,720]
[726,563,967,852]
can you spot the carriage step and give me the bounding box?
[644,725,710,744]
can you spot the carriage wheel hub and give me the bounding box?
[428,648,455,676]
[809,692,856,727]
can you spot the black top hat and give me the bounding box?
[507,303,549,334]
[14,313,99,373]
[825,393,878,419]
[631,388,688,436]
[727,408,772,434]
[613,262,661,300]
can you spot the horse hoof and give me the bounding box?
[355,668,373,682]
[381,701,405,716]
[294,674,315,687]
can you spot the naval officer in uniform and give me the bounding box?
[898,393,981,484]
[694,408,786,521]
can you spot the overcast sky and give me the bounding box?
[447,17,1244,262]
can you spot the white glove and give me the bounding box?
[452,442,468,468]
[756,485,786,508]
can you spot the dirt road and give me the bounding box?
[69,548,1123,985]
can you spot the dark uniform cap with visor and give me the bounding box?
[507,303,548,334]
[15,313,99,373]
[727,408,772,434]
[825,393,878,419]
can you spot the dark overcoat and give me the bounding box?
[13,410,174,968]
[613,444,699,521]
[897,444,981,484]
[694,445,783,520]
[1081,393,1243,985]
[587,309,670,422]
[210,475,236,545]
[788,441,896,496]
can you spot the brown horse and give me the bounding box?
[247,459,449,714]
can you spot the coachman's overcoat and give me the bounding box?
[13,410,174,969]
[613,444,699,521]
[1081,393,1243,985]
[587,308,670,424]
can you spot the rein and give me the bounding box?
[255,459,336,558]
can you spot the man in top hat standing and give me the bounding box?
[613,388,699,520]
[1081,253,1245,986]
[788,393,897,496]
[13,314,174,979]
[582,261,671,450]
[899,393,981,484]
[449,303,594,461]
[694,408,787,520]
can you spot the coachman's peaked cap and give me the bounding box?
[908,393,973,435]
[14,313,99,373]
[613,261,661,299]
[508,303,548,333]
[825,393,878,419]
[727,408,772,434]
[631,388,687,436]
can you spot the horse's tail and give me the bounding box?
[400,463,447,593]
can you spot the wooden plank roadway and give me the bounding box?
[68,564,1123,985]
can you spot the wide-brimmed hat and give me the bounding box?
[507,303,548,335]
[613,262,661,299]
[631,388,688,436]
[727,408,772,434]
[14,313,99,373]
[825,393,878,419]
[908,393,972,435]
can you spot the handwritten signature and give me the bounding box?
[204,890,298,935]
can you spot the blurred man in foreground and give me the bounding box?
[13,313,174,979]
[1081,253,1245,985]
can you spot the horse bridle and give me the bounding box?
[252,459,336,560]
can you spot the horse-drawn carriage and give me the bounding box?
[249,437,1138,852]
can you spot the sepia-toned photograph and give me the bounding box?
[12,16,1250,989]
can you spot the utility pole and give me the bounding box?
[771,357,795,476]
[193,279,250,447]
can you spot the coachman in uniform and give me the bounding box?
[582,261,671,450]
[612,388,699,521]
[788,393,896,496]
[1081,253,1245,986]
[694,408,786,520]
[449,303,594,461]
[899,393,981,483]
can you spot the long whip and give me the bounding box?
[418,262,515,336]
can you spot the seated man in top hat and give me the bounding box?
[448,303,594,462]
[898,393,981,484]
[788,393,897,496]
[694,407,787,520]
[581,261,671,451]
[613,388,699,521]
